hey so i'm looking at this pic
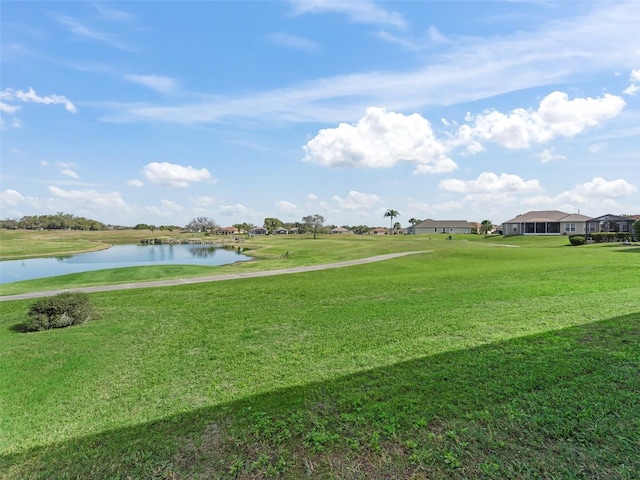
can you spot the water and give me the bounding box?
[0,244,251,284]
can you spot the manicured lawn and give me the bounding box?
[1,234,638,478]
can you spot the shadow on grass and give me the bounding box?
[8,323,29,333]
[615,246,640,253]
[3,314,639,479]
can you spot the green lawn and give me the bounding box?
[1,233,638,478]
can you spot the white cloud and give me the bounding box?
[303,107,457,175]
[124,74,178,93]
[126,179,145,187]
[105,3,639,126]
[588,143,606,154]
[520,177,637,216]
[52,14,136,51]
[267,33,321,52]
[289,0,406,29]
[307,193,318,201]
[141,162,212,188]
[537,148,566,164]
[572,177,637,199]
[331,190,381,210]
[61,169,79,179]
[218,203,258,218]
[92,3,133,22]
[0,102,20,113]
[439,172,542,194]
[145,199,184,218]
[275,200,303,216]
[1,87,77,113]
[623,69,640,95]
[0,189,25,207]
[191,196,217,206]
[462,91,625,150]
[48,186,127,208]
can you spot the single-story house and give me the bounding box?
[369,227,389,235]
[410,219,474,235]
[586,214,638,239]
[330,227,352,234]
[274,227,288,234]
[503,210,591,236]
[215,226,240,235]
[250,227,268,235]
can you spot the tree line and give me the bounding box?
[1,210,501,236]
[0,213,107,231]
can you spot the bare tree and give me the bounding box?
[186,217,217,233]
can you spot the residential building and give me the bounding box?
[586,214,638,239]
[410,219,474,235]
[503,210,591,236]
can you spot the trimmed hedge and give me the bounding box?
[569,235,586,246]
[589,232,631,243]
[26,292,93,332]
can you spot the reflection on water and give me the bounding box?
[0,244,251,284]
[188,246,218,258]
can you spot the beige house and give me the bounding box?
[330,227,352,234]
[215,226,241,235]
[503,210,591,236]
[410,219,474,235]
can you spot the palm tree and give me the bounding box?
[409,218,421,226]
[480,219,493,235]
[384,209,400,233]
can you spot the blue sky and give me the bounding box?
[1,1,639,228]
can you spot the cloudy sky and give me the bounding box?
[1,1,639,228]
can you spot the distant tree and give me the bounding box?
[633,219,640,241]
[393,221,402,233]
[384,209,400,232]
[480,219,493,235]
[263,218,283,234]
[352,225,370,235]
[233,223,256,234]
[408,218,421,226]
[302,214,326,239]
[186,217,217,233]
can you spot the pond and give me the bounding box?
[0,244,252,284]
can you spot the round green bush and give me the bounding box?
[568,235,586,246]
[26,292,93,332]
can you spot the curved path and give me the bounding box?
[0,251,427,302]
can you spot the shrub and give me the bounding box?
[26,292,93,332]
[634,220,640,241]
[569,235,586,246]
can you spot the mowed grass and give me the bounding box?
[1,234,639,478]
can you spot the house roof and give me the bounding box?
[586,214,637,222]
[503,210,591,224]
[416,219,473,228]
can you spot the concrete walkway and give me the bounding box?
[0,251,427,302]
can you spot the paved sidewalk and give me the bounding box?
[0,251,427,302]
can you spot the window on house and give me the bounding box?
[565,223,576,232]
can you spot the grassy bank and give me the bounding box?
[1,234,638,478]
